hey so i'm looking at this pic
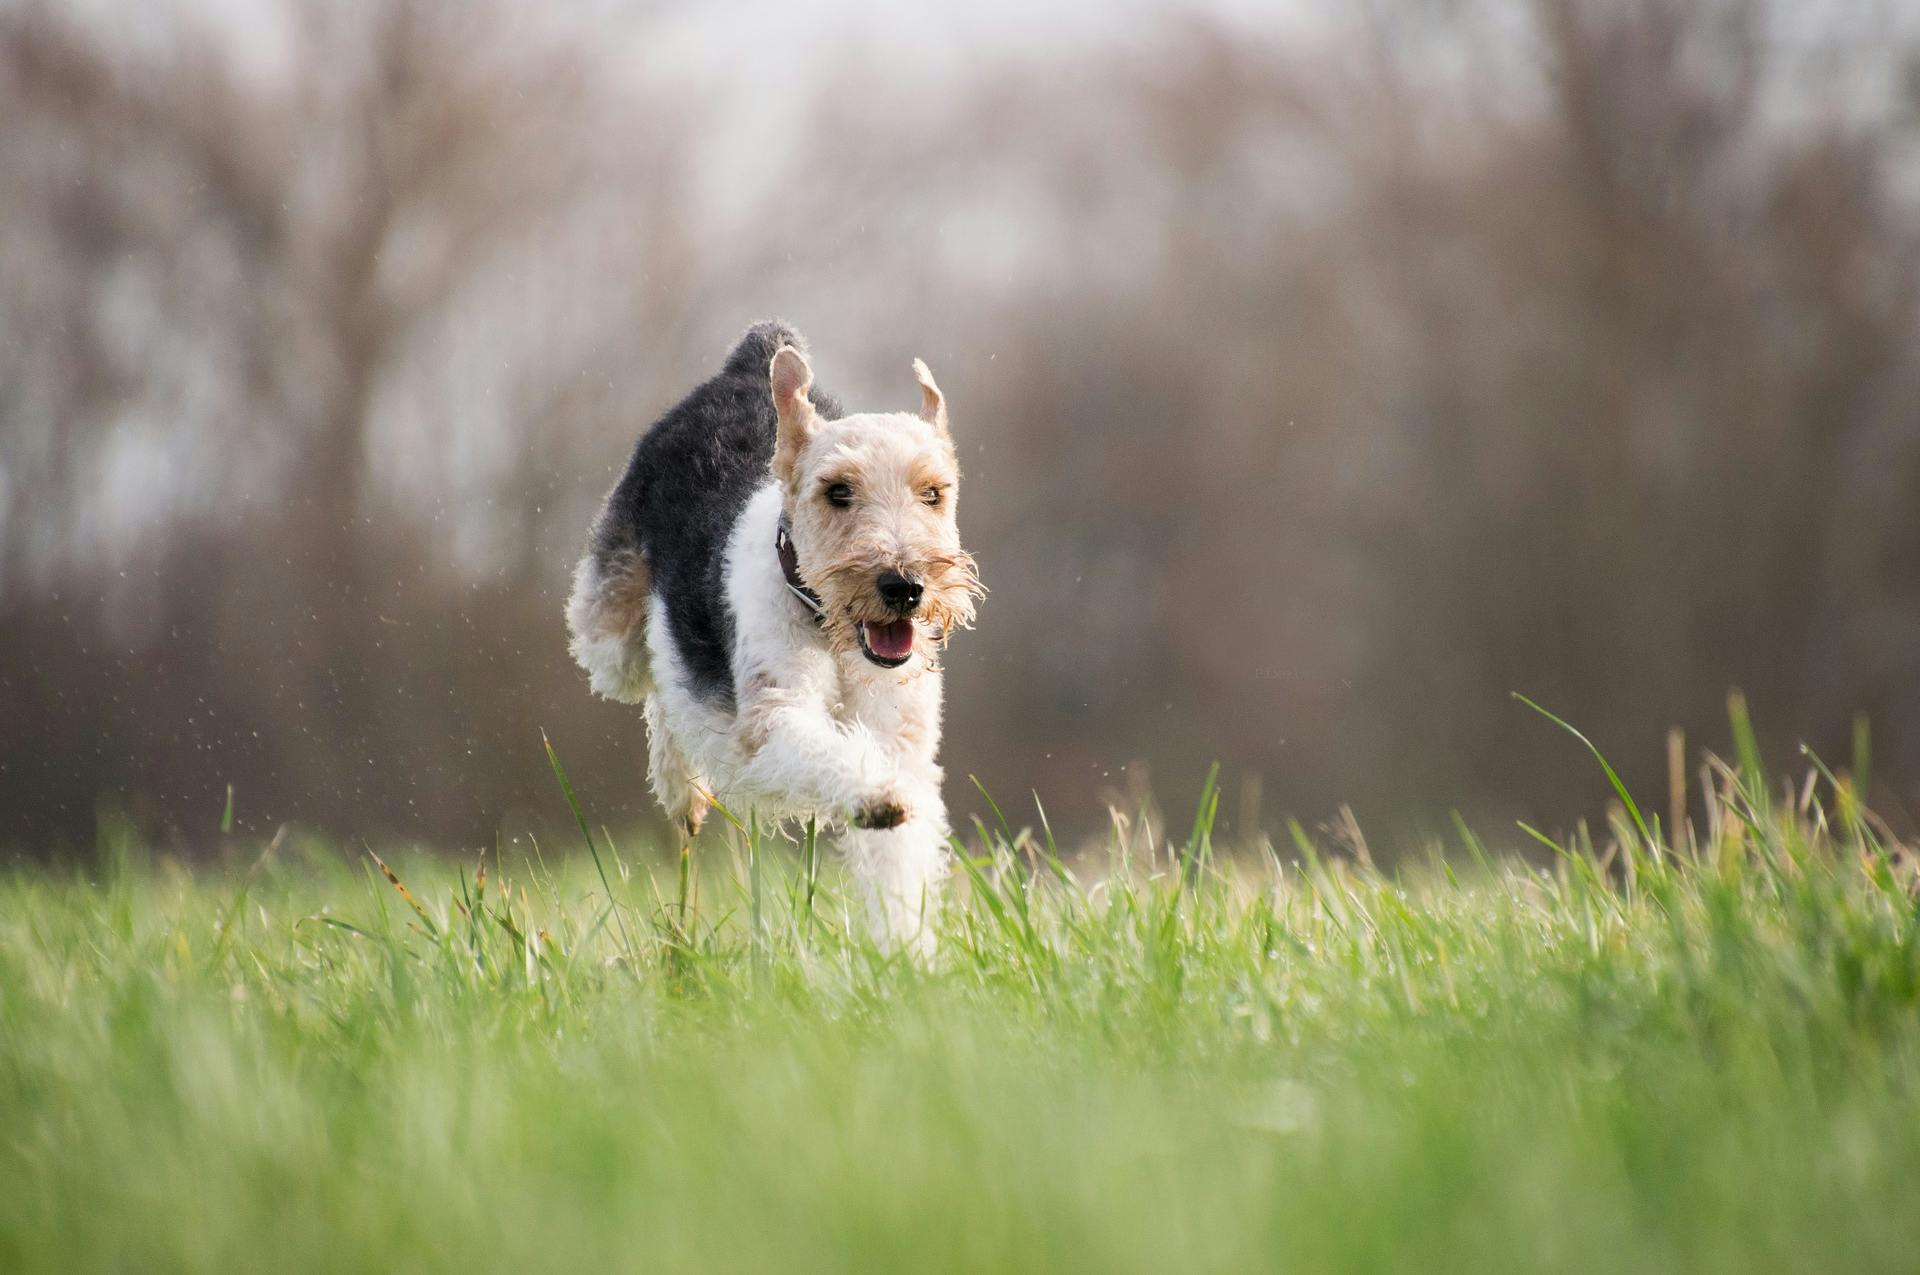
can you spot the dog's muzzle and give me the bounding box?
[859,572,921,668]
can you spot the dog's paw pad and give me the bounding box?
[852,797,909,830]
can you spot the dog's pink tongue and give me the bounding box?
[865,620,914,661]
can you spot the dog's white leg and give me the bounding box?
[732,697,905,827]
[840,779,949,953]
[643,693,711,835]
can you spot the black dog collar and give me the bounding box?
[776,516,824,624]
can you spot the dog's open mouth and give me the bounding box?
[858,619,914,668]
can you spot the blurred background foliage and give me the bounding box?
[3,0,1918,855]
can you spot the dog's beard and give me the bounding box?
[811,550,982,673]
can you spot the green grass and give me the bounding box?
[4,726,1920,1273]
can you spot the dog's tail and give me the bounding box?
[722,319,807,376]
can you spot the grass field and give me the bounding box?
[4,710,1920,1273]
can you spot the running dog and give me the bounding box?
[566,321,982,948]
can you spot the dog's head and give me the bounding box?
[769,344,982,670]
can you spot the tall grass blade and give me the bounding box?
[1514,693,1654,852]
[1182,762,1221,887]
[540,729,636,966]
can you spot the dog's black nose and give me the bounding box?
[876,571,923,613]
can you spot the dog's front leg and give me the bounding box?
[733,693,908,829]
[840,778,948,952]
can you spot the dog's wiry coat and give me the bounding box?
[567,321,981,948]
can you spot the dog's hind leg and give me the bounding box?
[566,544,652,704]
[643,693,711,837]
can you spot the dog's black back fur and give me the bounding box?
[586,321,842,709]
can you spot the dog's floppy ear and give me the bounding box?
[770,345,818,481]
[912,358,948,437]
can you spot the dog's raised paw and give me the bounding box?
[851,795,910,830]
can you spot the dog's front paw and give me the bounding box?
[851,792,910,830]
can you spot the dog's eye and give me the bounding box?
[825,482,854,508]
[922,486,944,506]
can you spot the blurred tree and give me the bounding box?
[0,0,695,845]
